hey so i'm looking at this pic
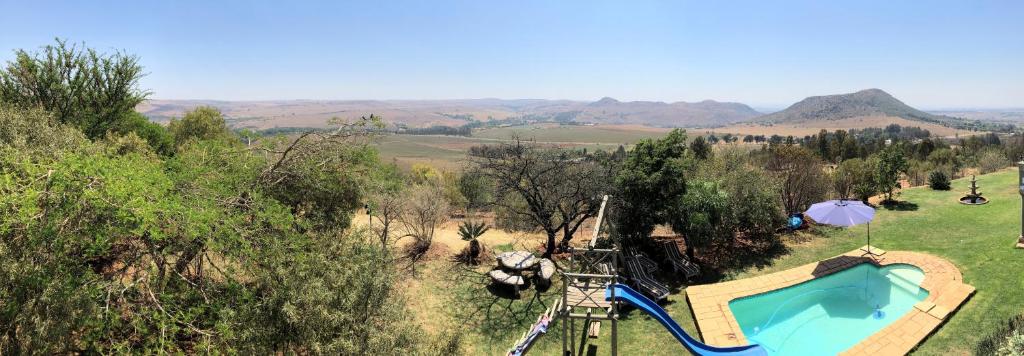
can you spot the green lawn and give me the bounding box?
[437,168,1023,355]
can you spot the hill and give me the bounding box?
[752,89,993,130]
[137,97,761,130]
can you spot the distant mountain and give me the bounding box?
[137,97,762,129]
[753,89,959,126]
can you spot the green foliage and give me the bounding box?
[906,159,935,187]
[473,140,609,257]
[458,221,490,242]
[613,129,689,240]
[764,145,828,214]
[689,135,711,160]
[114,111,175,156]
[231,231,425,354]
[669,181,730,256]
[977,315,1024,356]
[876,144,909,202]
[457,221,490,264]
[928,170,951,190]
[0,39,149,139]
[167,106,233,147]
[0,101,429,353]
[928,148,961,177]
[679,150,784,257]
[257,127,380,232]
[458,169,493,212]
[978,148,1010,174]
[0,106,88,156]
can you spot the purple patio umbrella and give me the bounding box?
[805,200,878,255]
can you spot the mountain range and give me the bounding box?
[137,89,1008,131]
[138,97,761,129]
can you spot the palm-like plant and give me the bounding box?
[458,220,490,263]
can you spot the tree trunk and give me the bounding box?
[469,239,480,261]
[543,231,557,258]
[682,235,696,261]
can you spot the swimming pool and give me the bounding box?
[728,263,929,355]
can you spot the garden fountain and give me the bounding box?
[959,175,988,205]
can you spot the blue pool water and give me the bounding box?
[728,263,928,355]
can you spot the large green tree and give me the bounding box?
[613,129,689,241]
[0,39,149,139]
[876,144,909,202]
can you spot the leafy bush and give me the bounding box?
[0,107,435,353]
[928,170,951,190]
[977,314,1024,355]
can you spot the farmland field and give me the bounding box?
[375,124,674,169]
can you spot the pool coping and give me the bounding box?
[685,246,974,355]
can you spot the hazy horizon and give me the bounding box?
[3,0,1022,109]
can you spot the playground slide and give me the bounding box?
[605,284,768,356]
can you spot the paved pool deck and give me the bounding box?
[686,246,974,355]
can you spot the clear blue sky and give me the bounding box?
[1,0,1021,109]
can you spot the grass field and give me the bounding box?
[404,168,1024,355]
[374,124,674,170]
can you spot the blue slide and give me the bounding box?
[605,284,767,356]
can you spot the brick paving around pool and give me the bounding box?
[685,246,974,355]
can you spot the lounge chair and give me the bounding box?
[624,246,659,273]
[623,256,670,301]
[661,241,699,279]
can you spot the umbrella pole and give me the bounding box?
[867,222,871,255]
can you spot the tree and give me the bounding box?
[0,39,149,139]
[457,220,490,265]
[928,148,961,178]
[690,135,711,160]
[256,116,383,232]
[978,148,1009,174]
[764,145,829,215]
[458,169,493,213]
[472,140,608,258]
[167,106,232,146]
[833,158,876,201]
[369,188,405,251]
[614,129,688,241]
[875,145,909,202]
[400,182,451,260]
[670,181,729,259]
[677,151,783,259]
[816,129,831,161]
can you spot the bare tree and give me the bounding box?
[369,188,405,251]
[400,183,451,260]
[471,139,609,258]
[764,145,829,215]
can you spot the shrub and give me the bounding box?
[928,170,951,190]
[977,314,1024,355]
[979,148,1010,174]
